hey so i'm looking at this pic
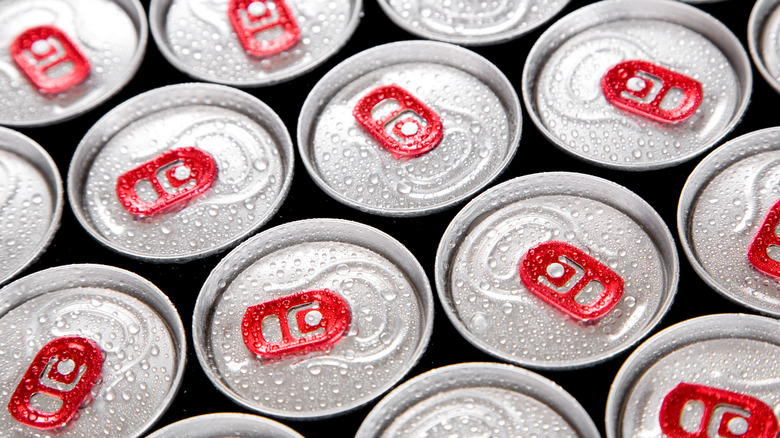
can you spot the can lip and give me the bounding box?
[0,0,148,127]
[435,171,679,369]
[374,0,570,46]
[677,127,780,317]
[0,263,187,438]
[67,82,295,262]
[149,0,362,87]
[193,218,435,419]
[605,313,780,438]
[521,0,752,171]
[146,412,304,438]
[356,361,600,438]
[0,127,63,286]
[748,0,780,95]
[297,40,522,217]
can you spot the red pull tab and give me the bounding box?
[748,199,780,278]
[8,336,103,429]
[10,25,90,94]
[228,0,300,57]
[242,289,351,359]
[518,241,624,321]
[116,146,218,217]
[601,60,703,124]
[353,84,444,159]
[659,383,780,438]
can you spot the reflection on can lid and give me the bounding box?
[0,127,62,286]
[298,41,522,216]
[0,0,147,127]
[749,0,780,96]
[678,127,780,317]
[606,314,780,438]
[356,362,600,438]
[68,83,294,262]
[149,0,361,86]
[146,413,304,438]
[375,0,569,46]
[193,219,433,418]
[435,172,678,369]
[522,0,751,170]
[0,264,186,437]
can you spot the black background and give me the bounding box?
[7,0,772,436]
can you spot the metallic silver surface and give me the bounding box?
[436,172,678,369]
[0,264,186,438]
[376,0,569,46]
[749,0,780,96]
[522,0,751,170]
[193,219,433,419]
[356,362,600,438]
[606,314,780,438]
[0,0,147,127]
[298,41,521,216]
[678,127,780,317]
[146,413,304,438]
[0,127,62,286]
[149,0,361,86]
[68,83,294,262]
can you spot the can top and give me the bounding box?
[0,0,147,126]
[146,413,304,438]
[606,313,780,438]
[749,0,780,95]
[436,172,679,369]
[357,362,600,438]
[522,0,751,170]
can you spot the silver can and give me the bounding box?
[356,362,600,438]
[149,0,361,87]
[606,314,780,437]
[0,127,62,286]
[749,0,780,95]
[298,40,522,216]
[678,127,780,317]
[146,413,303,438]
[68,83,294,262]
[435,172,679,369]
[375,0,570,46]
[0,0,147,127]
[522,0,751,170]
[193,218,434,419]
[0,264,186,437]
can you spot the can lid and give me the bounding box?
[522,0,751,170]
[436,172,679,369]
[68,83,294,262]
[193,219,434,419]
[298,40,522,216]
[146,413,304,438]
[0,127,62,286]
[0,0,148,126]
[357,362,600,438]
[749,0,780,95]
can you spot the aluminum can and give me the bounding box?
[68,83,294,262]
[149,0,361,87]
[375,0,569,46]
[0,264,186,437]
[435,172,678,369]
[146,413,303,438]
[606,313,780,438]
[749,0,780,96]
[677,127,780,317]
[522,0,751,170]
[357,362,600,438]
[0,127,62,286]
[0,0,147,127]
[298,41,522,216]
[193,218,434,419]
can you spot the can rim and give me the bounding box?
[192,218,435,419]
[521,0,752,171]
[435,171,680,369]
[149,0,362,87]
[146,412,304,438]
[748,0,780,96]
[297,40,522,217]
[356,361,600,438]
[67,82,295,262]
